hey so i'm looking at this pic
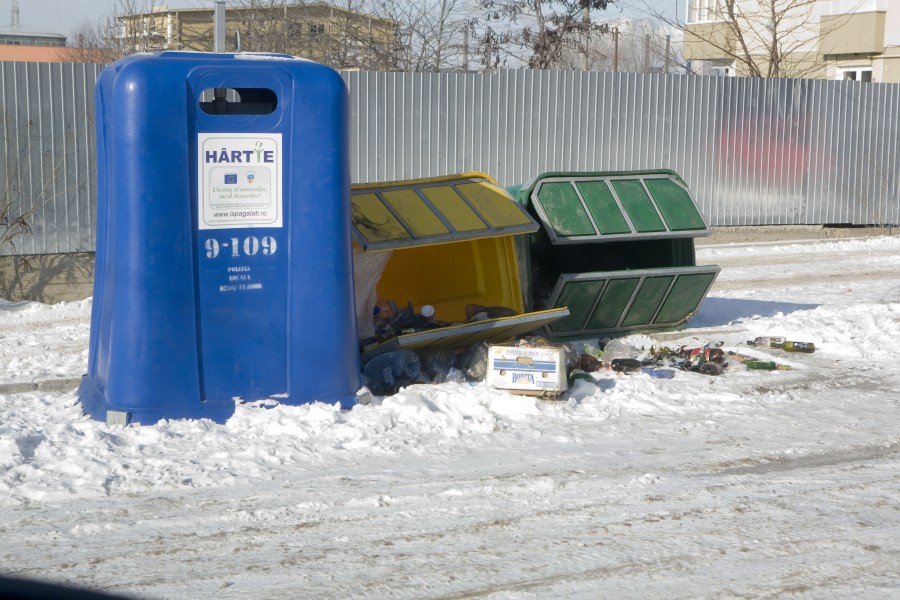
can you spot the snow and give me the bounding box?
[2,236,900,599]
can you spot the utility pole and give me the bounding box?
[214,1,226,53]
[582,5,589,71]
[643,33,650,72]
[463,27,469,72]
[10,0,20,30]
[665,35,671,73]
[613,27,619,73]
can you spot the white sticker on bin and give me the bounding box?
[198,133,282,230]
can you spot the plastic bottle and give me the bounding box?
[414,304,446,331]
[418,349,456,383]
[641,367,676,379]
[458,341,490,381]
[362,349,421,395]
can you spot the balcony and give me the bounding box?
[683,21,735,61]
[819,11,885,56]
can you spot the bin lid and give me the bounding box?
[351,172,539,251]
[514,170,711,245]
[539,266,720,338]
[361,307,570,361]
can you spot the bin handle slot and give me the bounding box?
[199,87,278,115]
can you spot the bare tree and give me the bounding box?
[66,0,400,70]
[554,16,680,72]
[227,0,303,54]
[1,156,73,256]
[371,0,470,71]
[323,0,398,69]
[641,0,860,78]
[0,203,36,255]
[474,0,614,70]
[66,1,171,63]
[67,17,119,64]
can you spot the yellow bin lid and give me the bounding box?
[351,172,539,251]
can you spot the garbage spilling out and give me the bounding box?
[349,170,730,404]
[360,301,524,354]
[359,329,815,399]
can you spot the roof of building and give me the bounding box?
[121,2,396,26]
[0,45,85,62]
[0,30,67,41]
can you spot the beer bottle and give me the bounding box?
[743,360,777,370]
[748,336,785,349]
[781,341,815,353]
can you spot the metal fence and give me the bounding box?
[1,61,101,256]
[2,62,899,256]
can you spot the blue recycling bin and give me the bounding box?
[79,52,360,425]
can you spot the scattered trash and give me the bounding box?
[458,341,491,382]
[359,330,809,398]
[742,360,778,370]
[360,299,525,353]
[747,336,815,353]
[781,341,815,353]
[568,369,596,384]
[355,385,374,405]
[485,341,568,397]
[465,304,520,322]
[574,353,603,372]
[603,339,798,377]
[362,349,421,395]
[418,349,460,384]
[698,361,724,376]
[610,358,643,373]
[600,338,643,362]
[731,352,792,370]
[641,367,677,379]
[747,336,786,349]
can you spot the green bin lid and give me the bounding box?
[540,266,720,338]
[516,170,711,245]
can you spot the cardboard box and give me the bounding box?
[486,344,568,397]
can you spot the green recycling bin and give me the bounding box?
[510,170,720,339]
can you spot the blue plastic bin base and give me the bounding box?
[78,376,358,426]
[77,376,236,425]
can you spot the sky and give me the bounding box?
[4,0,679,38]
[3,0,200,35]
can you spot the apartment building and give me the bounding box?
[118,3,398,70]
[684,0,900,82]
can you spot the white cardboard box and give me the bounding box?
[485,344,568,397]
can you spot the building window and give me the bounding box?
[309,23,325,36]
[710,65,734,77]
[838,67,873,82]
[689,0,723,23]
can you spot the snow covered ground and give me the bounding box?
[1,235,899,599]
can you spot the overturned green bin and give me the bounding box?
[510,170,720,339]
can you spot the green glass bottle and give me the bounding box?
[743,360,778,370]
[781,341,815,353]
